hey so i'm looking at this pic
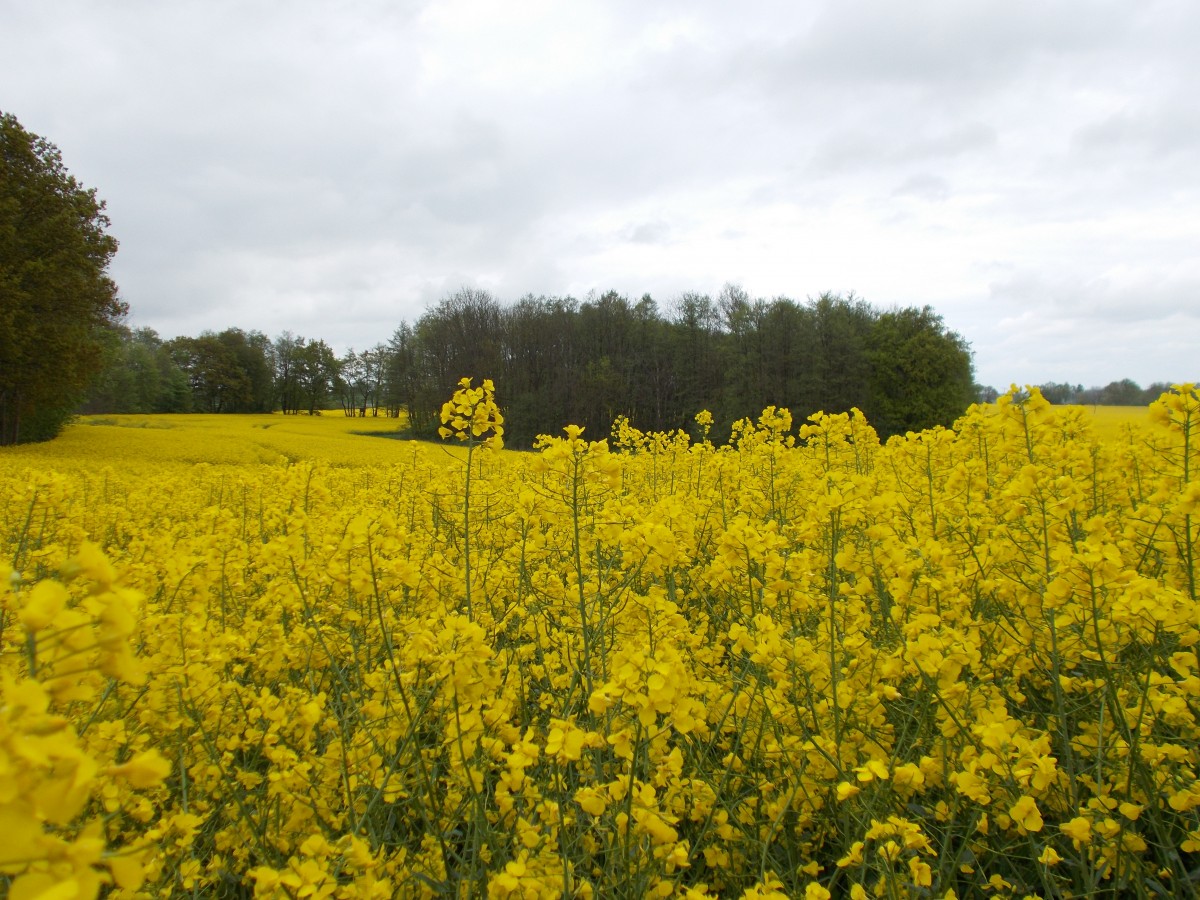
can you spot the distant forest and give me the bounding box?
[79,285,1146,446]
[975,380,1184,408]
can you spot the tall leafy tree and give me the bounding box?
[82,326,190,413]
[220,328,275,413]
[417,287,505,388]
[0,111,125,443]
[336,344,390,417]
[295,338,340,414]
[1099,378,1146,406]
[669,291,722,425]
[716,283,767,424]
[337,348,369,416]
[273,331,306,414]
[628,294,673,429]
[866,305,975,435]
[167,333,253,413]
[575,290,638,434]
[499,294,579,445]
[384,323,425,421]
[408,288,505,434]
[806,291,876,417]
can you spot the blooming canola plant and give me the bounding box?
[1,386,1198,898]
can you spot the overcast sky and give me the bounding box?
[3,0,1198,390]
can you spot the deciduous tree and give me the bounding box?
[866,305,975,435]
[0,111,125,443]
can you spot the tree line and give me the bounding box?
[82,328,342,417]
[82,286,980,445]
[83,299,1188,450]
[1017,380,1183,408]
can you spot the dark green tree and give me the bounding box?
[574,290,637,434]
[756,298,795,402]
[628,294,673,429]
[716,283,769,425]
[1099,378,1145,406]
[805,291,876,417]
[273,331,306,414]
[219,328,275,413]
[499,294,580,446]
[295,338,340,414]
[866,305,975,436]
[407,287,508,435]
[975,384,1000,404]
[168,333,252,413]
[668,291,722,427]
[0,111,125,443]
[337,347,385,417]
[383,323,426,421]
[417,288,505,388]
[1143,382,1173,404]
[82,326,190,413]
[360,344,389,416]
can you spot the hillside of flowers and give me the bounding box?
[2,384,1198,899]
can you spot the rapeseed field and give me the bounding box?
[2,384,1198,898]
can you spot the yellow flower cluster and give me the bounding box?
[0,385,1197,897]
[439,377,505,450]
[1,544,169,897]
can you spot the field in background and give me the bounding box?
[2,388,1199,898]
[1067,405,1152,439]
[18,411,421,469]
[17,401,1158,470]
[0,396,1156,474]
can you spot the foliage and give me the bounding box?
[81,327,192,414]
[0,110,125,444]
[2,384,1199,897]
[406,286,976,445]
[335,345,389,418]
[867,305,975,436]
[276,336,340,416]
[83,284,978,442]
[165,329,277,414]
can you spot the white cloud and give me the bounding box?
[2,0,1198,390]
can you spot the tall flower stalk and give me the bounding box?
[439,377,504,618]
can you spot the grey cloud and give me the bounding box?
[895,123,997,163]
[628,220,673,244]
[1073,105,1200,161]
[976,310,1200,389]
[793,0,1126,87]
[810,122,997,177]
[988,267,1200,324]
[4,0,1199,388]
[892,174,951,202]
